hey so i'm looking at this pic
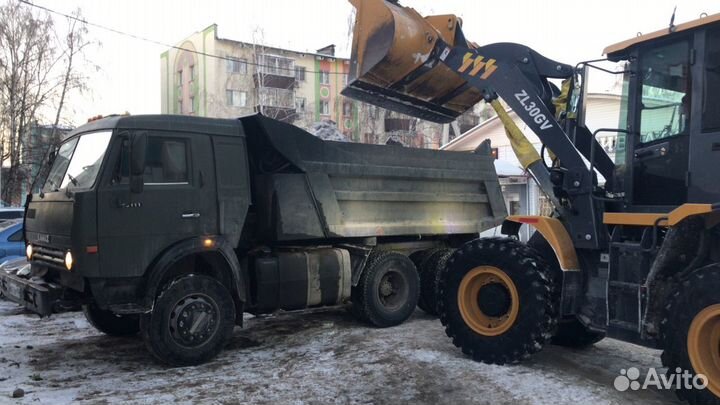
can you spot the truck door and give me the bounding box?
[688,26,720,202]
[97,130,218,278]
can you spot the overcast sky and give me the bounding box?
[20,0,719,126]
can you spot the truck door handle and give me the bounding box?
[181,211,200,219]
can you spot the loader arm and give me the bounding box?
[343,0,610,248]
[438,41,602,249]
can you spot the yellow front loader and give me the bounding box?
[343,1,720,403]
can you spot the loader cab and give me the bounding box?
[607,17,720,209]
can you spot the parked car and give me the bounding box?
[0,208,24,221]
[0,220,24,260]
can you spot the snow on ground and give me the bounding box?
[0,299,682,405]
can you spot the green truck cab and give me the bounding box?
[1,114,505,365]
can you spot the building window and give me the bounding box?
[295,66,306,81]
[320,100,330,115]
[226,57,247,74]
[144,138,189,184]
[343,101,353,116]
[177,99,183,114]
[177,70,183,86]
[295,97,306,111]
[189,96,195,113]
[343,73,348,86]
[320,70,330,85]
[189,65,195,82]
[226,90,247,107]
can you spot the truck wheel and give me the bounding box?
[661,264,720,405]
[418,249,454,316]
[83,304,140,336]
[140,274,236,366]
[438,237,557,365]
[409,249,439,314]
[351,251,419,327]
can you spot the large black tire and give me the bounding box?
[409,248,439,314]
[418,249,454,316]
[527,232,605,348]
[438,237,557,365]
[83,303,140,336]
[140,274,236,366]
[661,264,720,405]
[351,251,420,327]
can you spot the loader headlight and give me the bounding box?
[64,251,73,270]
[26,244,33,260]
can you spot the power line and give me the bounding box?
[19,0,351,76]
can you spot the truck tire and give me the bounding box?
[527,232,606,348]
[661,264,720,405]
[83,304,140,336]
[409,248,439,314]
[438,237,557,365]
[418,249,454,316]
[351,251,419,327]
[140,274,236,366]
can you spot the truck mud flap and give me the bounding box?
[0,271,63,316]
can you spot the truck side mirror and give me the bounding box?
[130,132,147,194]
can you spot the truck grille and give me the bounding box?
[32,245,66,269]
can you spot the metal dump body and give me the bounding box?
[242,115,506,242]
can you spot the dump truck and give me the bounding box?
[0,113,505,365]
[344,0,720,404]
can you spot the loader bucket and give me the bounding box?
[342,0,483,123]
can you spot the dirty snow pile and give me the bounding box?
[310,120,348,142]
[0,299,681,404]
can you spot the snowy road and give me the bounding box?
[0,300,682,405]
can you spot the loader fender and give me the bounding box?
[502,216,580,272]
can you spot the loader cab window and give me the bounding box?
[631,38,691,206]
[638,40,691,143]
[704,27,720,132]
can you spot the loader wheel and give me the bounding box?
[439,237,556,364]
[661,264,720,405]
[551,319,605,348]
[527,232,606,348]
[140,274,236,366]
[83,303,140,336]
[417,249,454,316]
[351,251,419,327]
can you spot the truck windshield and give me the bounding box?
[43,131,112,192]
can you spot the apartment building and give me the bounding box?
[160,24,483,147]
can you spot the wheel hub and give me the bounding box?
[477,283,511,318]
[377,270,408,310]
[688,304,720,397]
[169,295,219,348]
[457,266,520,337]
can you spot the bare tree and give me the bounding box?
[251,27,297,123]
[0,1,58,204]
[0,1,92,204]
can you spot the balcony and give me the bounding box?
[254,54,296,89]
[256,87,296,122]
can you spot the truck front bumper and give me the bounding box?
[0,270,63,316]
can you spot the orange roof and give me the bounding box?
[604,12,720,55]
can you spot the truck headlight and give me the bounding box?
[64,251,73,270]
[26,244,33,260]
